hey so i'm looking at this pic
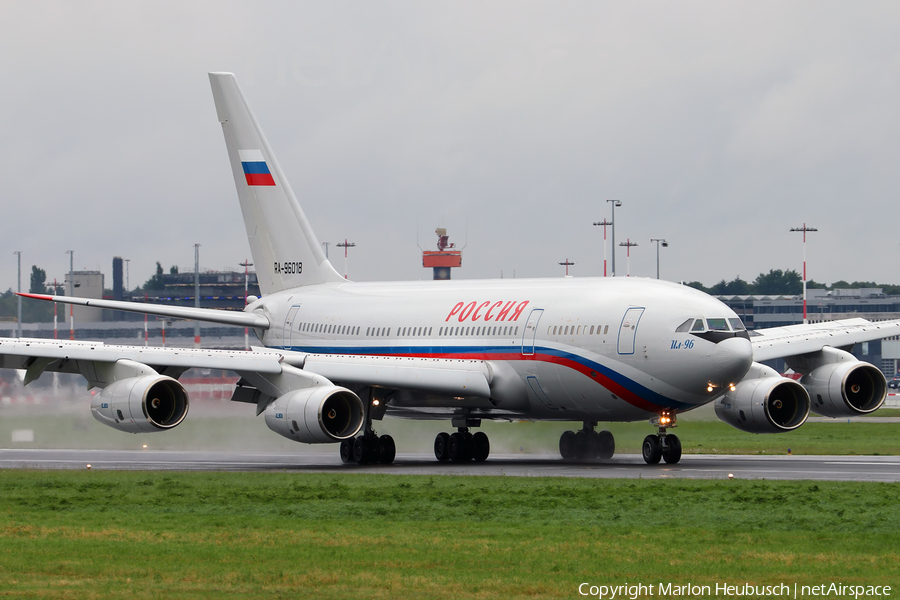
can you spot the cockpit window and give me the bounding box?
[675,319,693,333]
[728,318,746,331]
[691,319,706,332]
[707,318,729,331]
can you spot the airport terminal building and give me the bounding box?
[717,288,900,377]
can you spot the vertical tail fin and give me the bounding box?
[208,72,344,293]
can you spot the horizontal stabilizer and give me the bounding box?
[17,293,270,330]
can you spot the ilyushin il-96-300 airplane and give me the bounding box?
[4,72,899,466]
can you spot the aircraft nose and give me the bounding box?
[712,336,753,383]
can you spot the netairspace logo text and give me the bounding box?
[578,582,892,599]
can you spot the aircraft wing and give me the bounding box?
[0,337,492,403]
[0,337,284,386]
[17,293,269,329]
[300,353,493,398]
[750,318,900,362]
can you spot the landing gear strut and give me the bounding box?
[434,418,490,463]
[642,411,681,465]
[559,421,615,460]
[340,388,396,465]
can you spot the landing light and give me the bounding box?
[372,399,380,407]
[729,384,736,392]
[707,385,714,393]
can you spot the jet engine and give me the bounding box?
[715,363,810,434]
[264,385,364,443]
[801,360,886,417]
[92,376,189,433]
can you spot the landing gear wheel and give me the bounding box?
[448,432,469,462]
[378,435,396,465]
[472,431,490,462]
[340,438,354,464]
[596,430,615,460]
[585,431,602,459]
[434,432,451,462]
[574,430,589,459]
[353,436,370,464]
[642,435,662,465]
[662,434,682,464]
[559,430,577,460]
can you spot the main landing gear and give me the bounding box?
[434,418,490,463]
[559,422,615,460]
[340,432,396,465]
[340,388,396,465]
[642,411,681,465]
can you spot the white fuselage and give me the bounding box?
[248,276,754,423]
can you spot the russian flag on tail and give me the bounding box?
[239,149,276,186]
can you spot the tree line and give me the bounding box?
[685,269,900,296]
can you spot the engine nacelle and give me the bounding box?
[715,363,810,434]
[92,376,189,433]
[802,361,886,417]
[264,385,364,443]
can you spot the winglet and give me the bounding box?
[17,292,54,301]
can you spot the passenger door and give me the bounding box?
[521,308,544,356]
[282,305,300,349]
[617,307,644,355]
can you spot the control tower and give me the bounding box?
[422,228,462,280]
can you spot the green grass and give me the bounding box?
[0,471,898,598]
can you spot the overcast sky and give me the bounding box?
[2,2,899,293]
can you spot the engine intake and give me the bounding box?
[92,376,189,433]
[802,361,886,417]
[715,363,810,434]
[265,385,364,443]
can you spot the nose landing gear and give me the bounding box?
[642,411,681,465]
[559,421,615,461]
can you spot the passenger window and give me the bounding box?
[691,320,705,332]
[604,325,608,334]
[707,319,729,331]
[675,319,693,333]
[577,326,581,335]
[590,326,594,334]
[728,318,746,331]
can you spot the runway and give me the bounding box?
[2,449,900,481]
